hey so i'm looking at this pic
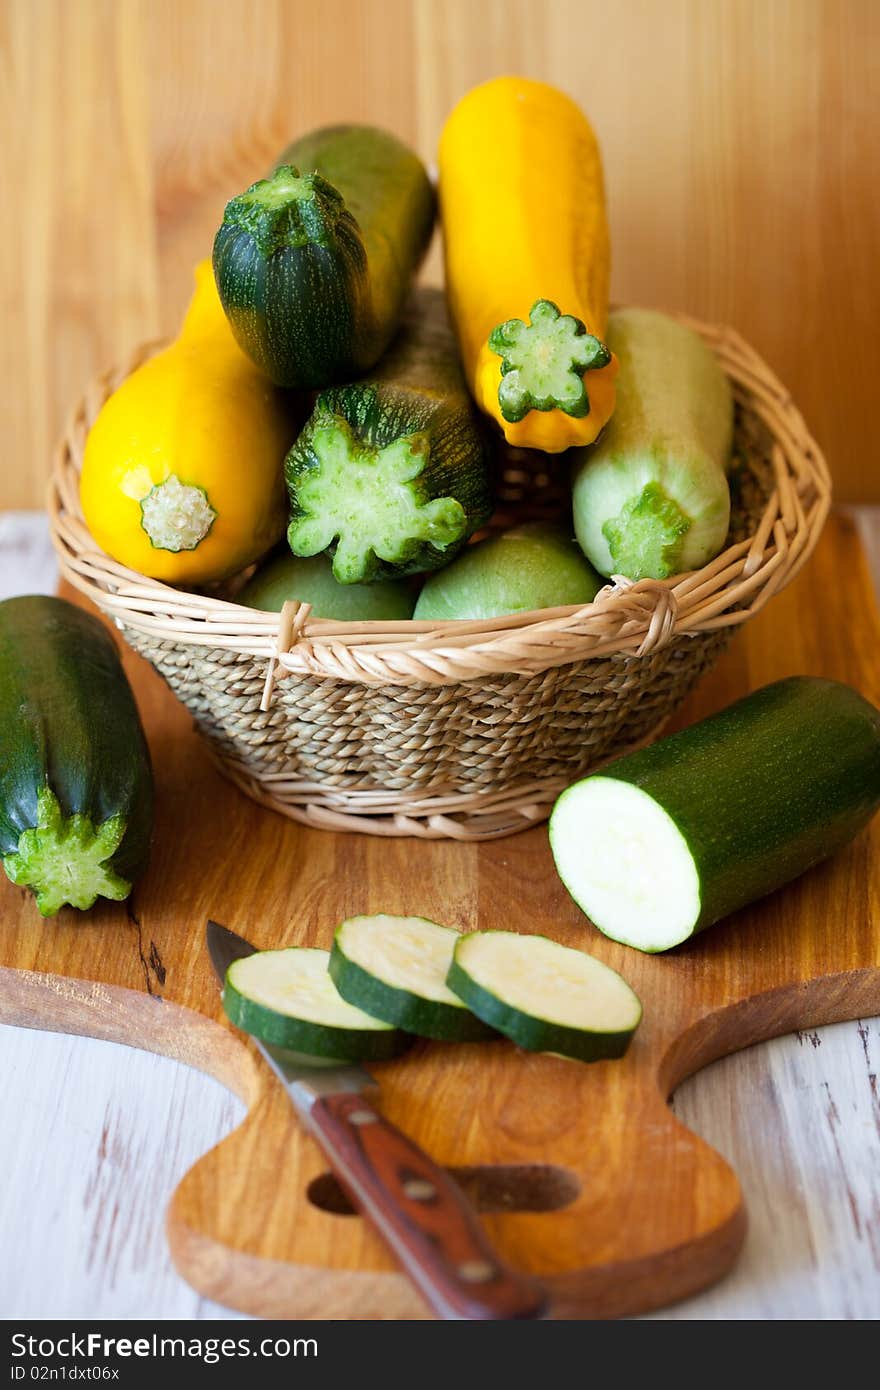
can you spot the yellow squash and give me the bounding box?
[439,76,618,453]
[80,261,296,585]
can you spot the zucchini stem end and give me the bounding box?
[3,787,132,916]
[489,299,611,423]
[140,474,216,553]
[287,412,468,584]
[601,482,692,580]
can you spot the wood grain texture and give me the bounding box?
[660,1013,880,1319]
[1,513,878,1322]
[4,1013,878,1319]
[0,510,878,1319]
[304,1089,547,1319]
[2,0,878,508]
[0,514,876,1322]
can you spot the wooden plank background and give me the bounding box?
[2,0,878,509]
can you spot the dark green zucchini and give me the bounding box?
[285,288,494,583]
[213,125,435,388]
[0,596,153,916]
[549,676,880,952]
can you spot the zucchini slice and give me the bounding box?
[329,915,496,1042]
[446,931,641,1063]
[223,947,411,1061]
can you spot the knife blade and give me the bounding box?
[207,920,546,1321]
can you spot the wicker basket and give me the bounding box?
[49,315,830,840]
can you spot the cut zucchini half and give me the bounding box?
[223,947,411,1061]
[549,777,701,952]
[446,931,641,1063]
[548,676,880,952]
[329,914,496,1042]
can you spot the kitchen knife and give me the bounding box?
[207,920,547,1321]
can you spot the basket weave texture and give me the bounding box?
[49,315,830,840]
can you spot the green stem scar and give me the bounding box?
[602,482,692,580]
[3,787,131,916]
[140,474,216,553]
[488,299,611,423]
[220,165,349,255]
[287,414,467,584]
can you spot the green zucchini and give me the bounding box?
[213,126,435,388]
[446,931,641,1062]
[238,551,415,621]
[223,947,411,1061]
[285,289,494,583]
[413,521,603,621]
[549,676,880,953]
[0,596,153,916]
[571,308,733,580]
[329,914,496,1043]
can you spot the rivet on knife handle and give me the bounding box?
[308,1091,547,1320]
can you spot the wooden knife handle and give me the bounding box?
[307,1091,547,1320]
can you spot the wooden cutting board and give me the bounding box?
[1,511,878,1320]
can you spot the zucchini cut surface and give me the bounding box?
[223,947,410,1061]
[330,914,495,1042]
[550,678,880,952]
[550,777,701,952]
[447,930,641,1062]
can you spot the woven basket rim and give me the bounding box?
[49,310,831,692]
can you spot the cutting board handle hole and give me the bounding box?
[306,1163,581,1217]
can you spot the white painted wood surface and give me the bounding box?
[1,511,878,1321]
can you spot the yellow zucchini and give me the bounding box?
[80,263,298,585]
[438,76,617,453]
